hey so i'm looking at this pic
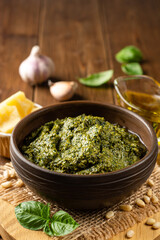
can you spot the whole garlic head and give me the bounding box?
[49,81,78,101]
[19,45,54,85]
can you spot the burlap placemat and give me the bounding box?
[0,162,160,240]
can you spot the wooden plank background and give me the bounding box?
[0,0,160,239]
[1,0,160,105]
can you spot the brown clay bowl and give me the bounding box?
[10,101,158,209]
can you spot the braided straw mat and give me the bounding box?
[0,162,160,240]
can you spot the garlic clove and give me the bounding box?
[19,45,54,85]
[49,81,78,101]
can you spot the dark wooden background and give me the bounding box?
[1,0,160,106]
[0,0,160,239]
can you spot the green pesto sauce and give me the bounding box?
[21,114,147,175]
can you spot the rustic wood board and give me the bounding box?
[0,198,160,240]
[0,199,50,240]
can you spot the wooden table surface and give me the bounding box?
[0,0,160,239]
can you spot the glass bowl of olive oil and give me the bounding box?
[114,75,160,145]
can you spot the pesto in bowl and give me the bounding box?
[21,114,147,175]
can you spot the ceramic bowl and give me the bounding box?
[0,103,41,159]
[10,101,158,209]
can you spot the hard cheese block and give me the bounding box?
[0,91,34,133]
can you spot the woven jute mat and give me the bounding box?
[0,162,160,240]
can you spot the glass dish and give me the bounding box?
[114,75,160,145]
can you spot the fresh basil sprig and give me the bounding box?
[115,45,143,63]
[15,201,79,237]
[121,62,143,75]
[51,210,79,236]
[115,45,143,75]
[43,221,54,236]
[15,201,49,230]
[78,70,113,87]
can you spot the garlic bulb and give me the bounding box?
[49,81,78,101]
[19,45,54,85]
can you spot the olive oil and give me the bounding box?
[117,90,160,143]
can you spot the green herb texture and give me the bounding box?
[22,114,147,175]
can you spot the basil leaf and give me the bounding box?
[121,62,143,75]
[41,203,50,219]
[51,210,79,236]
[15,202,79,237]
[15,201,50,230]
[43,221,54,236]
[78,70,113,87]
[115,46,143,63]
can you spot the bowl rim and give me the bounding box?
[10,101,158,178]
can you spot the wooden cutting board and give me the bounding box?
[0,199,160,240]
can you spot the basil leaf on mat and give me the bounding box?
[15,201,79,236]
[115,45,143,63]
[15,201,49,230]
[43,221,54,236]
[121,62,143,75]
[78,70,113,87]
[51,210,79,236]
[41,203,51,219]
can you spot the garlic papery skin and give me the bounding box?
[19,45,54,85]
[49,81,78,101]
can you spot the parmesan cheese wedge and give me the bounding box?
[0,91,34,133]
